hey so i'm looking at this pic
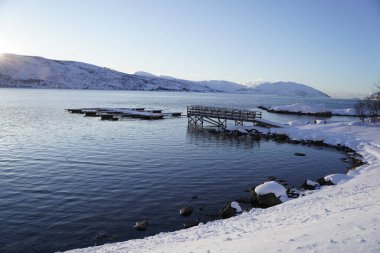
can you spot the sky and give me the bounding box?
[0,0,379,98]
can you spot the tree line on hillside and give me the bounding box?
[355,84,380,123]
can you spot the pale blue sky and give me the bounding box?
[0,0,379,97]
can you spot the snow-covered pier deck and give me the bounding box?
[66,107,182,120]
[187,105,281,128]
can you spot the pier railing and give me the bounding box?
[187,105,262,122]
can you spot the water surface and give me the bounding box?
[0,89,355,252]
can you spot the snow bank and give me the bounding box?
[286,120,311,126]
[268,102,357,116]
[270,103,329,114]
[66,121,380,253]
[331,108,357,116]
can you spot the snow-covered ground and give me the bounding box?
[66,121,380,253]
[267,102,358,116]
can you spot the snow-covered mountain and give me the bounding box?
[0,54,330,97]
[135,71,247,93]
[240,81,330,97]
[0,54,216,92]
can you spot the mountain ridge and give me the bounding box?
[0,53,330,97]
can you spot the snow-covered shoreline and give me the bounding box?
[65,121,380,253]
[259,103,358,116]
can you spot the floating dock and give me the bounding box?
[187,105,281,128]
[66,107,182,121]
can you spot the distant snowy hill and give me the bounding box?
[0,54,330,97]
[135,71,247,93]
[240,81,330,97]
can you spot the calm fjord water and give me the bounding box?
[0,89,356,252]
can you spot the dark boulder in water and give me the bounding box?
[220,204,236,219]
[183,220,200,229]
[206,213,220,219]
[277,179,288,187]
[300,179,320,190]
[313,140,325,146]
[235,197,252,204]
[220,201,242,219]
[251,182,285,208]
[179,206,193,217]
[287,187,303,198]
[294,152,306,156]
[316,177,334,186]
[352,158,365,168]
[256,192,282,208]
[95,233,109,240]
[133,220,148,231]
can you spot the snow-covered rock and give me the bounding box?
[230,201,243,213]
[254,181,287,198]
[253,181,289,205]
[301,179,320,190]
[306,179,319,187]
[220,202,242,219]
[324,174,353,185]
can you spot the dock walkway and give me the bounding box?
[187,105,281,128]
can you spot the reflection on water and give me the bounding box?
[187,127,261,150]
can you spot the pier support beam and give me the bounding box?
[188,115,204,127]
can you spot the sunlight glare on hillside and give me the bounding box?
[0,53,6,63]
[0,38,5,54]
[0,38,14,56]
[0,39,7,58]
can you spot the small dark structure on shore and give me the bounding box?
[187,105,280,128]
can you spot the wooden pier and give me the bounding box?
[187,105,281,128]
[66,107,182,121]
